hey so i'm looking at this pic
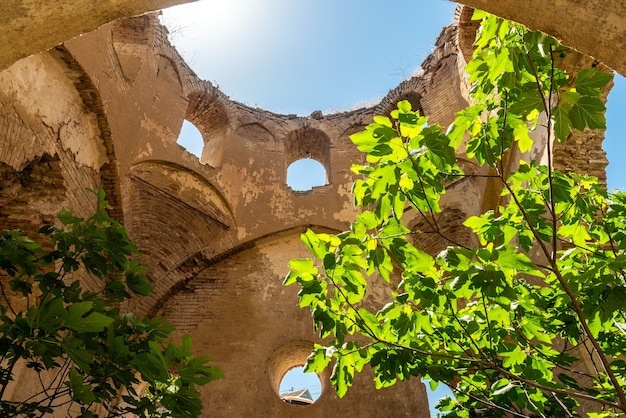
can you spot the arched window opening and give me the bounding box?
[286,158,327,191]
[269,340,326,405]
[279,366,322,405]
[176,120,204,158]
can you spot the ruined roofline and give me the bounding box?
[3,1,625,79]
[147,9,468,124]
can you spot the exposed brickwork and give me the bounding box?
[0,5,615,417]
[157,233,429,417]
[409,207,474,256]
[456,6,481,65]
[284,127,331,175]
[552,55,612,182]
[112,14,159,45]
[0,156,63,235]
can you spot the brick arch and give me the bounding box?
[236,122,277,146]
[381,90,424,117]
[284,127,331,184]
[456,6,480,66]
[52,46,123,222]
[139,224,340,318]
[0,48,114,222]
[0,48,121,320]
[126,161,235,298]
[148,227,427,415]
[184,91,230,167]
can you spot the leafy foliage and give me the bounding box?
[285,11,626,417]
[0,188,221,417]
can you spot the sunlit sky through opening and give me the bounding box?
[161,0,457,115]
[162,0,626,191]
[160,0,626,414]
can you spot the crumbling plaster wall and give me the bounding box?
[59,11,492,321]
[0,47,113,239]
[0,0,196,72]
[0,47,118,415]
[0,7,488,416]
[2,1,625,77]
[0,2,617,417]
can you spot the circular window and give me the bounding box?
[268,340,327,405]
[279,366,322,405]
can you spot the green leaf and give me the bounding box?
[502,346,527,368]
[65,308,114,333]
[602,286,626,317]
[126,261,152,296]
[568,96,606,131]
[492,381,517,397]
[32,297,64,331]
[66,368,96,404]
[289,258,318,275]
[301,230,330,260]
[62,337,92,372]
[574,68,613,96]
[0,188,219,417]
[494,245,541,276]
[397,99,412,113]
[57,209,84,225]
[513,121,533,152]
[306,345,334,374]
[552,103,572,141]
[283,13,624,414]
[558,222,592,247]
[509,90,545,115]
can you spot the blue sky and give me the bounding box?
[163,0,626,191]
[161,0,626,414]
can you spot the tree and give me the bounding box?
[0,188,222,417]
[285,11,626,417]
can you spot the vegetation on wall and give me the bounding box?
[0,188,221,417]
[286,11,625,417]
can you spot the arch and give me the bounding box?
[51,46,123,221]
[456,6,480,65]
[284,127,331,187]
[382,90,424,117]
[236,122,274,142]
[185,91,230,167]
[144,225,341,317]
[126,160,235,304]
[129,160,234,227]
[144,226,427,415]
[268,341,327,403]
[235,122,282,153]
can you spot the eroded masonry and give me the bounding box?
[0,5,610,417]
